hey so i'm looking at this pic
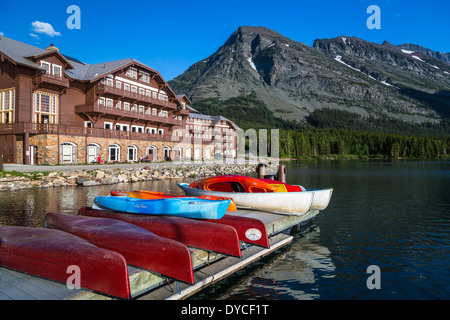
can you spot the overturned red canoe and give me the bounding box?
[45,212,194,284]
[201,214,270,248]
[0,225,131,299]
[78,207,242,257]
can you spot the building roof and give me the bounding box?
[0,36,47,70]
[189,113,240,130]
[0,36,180,103]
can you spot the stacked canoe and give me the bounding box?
[0,174,332,299]
[0,183,272,299]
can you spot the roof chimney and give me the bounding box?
[46,43,59,51]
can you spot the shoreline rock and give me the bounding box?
[0,163,257,192]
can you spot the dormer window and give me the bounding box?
[41,61,51,74]
[53,64,62,77]
[139,71,150,83]
[126,67,137,79]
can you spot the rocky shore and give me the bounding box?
[0,163,257,192]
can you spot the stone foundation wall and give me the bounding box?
[25,134,221,165]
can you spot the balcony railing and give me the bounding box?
[0,122,185,143]
[36,73,70,88]
[75,103,182,126]
[97,84,178,110]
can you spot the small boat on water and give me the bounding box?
[45,212,195,284]
[78,207,242,257]
[178,175,333,215]
[260,178,333,210]
[110,190,237,211]
[93,195,230,220]
[0,225,131,299]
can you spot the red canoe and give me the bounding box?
[78,207,242,257]
[0,225,131,299]
[200,215,270,248]
[45,212,194,284]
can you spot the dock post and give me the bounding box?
[276,164,286,183]
[257,163,266,179]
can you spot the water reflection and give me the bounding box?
[0,178,198,227]
[194,228,335,300]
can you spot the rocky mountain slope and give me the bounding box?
[169,26,450,125]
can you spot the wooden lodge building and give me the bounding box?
[0,36,238,165]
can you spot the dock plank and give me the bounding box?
[138,232,293,300]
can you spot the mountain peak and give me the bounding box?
[169,26,450,125]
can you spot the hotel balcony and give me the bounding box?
[0,122,183,143]
[35,73,70,88]
[96,84,178,110]
[75,103,182,127]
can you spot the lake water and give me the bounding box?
[1,160,449,300]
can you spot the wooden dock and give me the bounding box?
[0,209,319,300]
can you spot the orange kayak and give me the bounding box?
[189,175,282,193]
[110,190,237,212]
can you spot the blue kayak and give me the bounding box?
[93,196,230,220]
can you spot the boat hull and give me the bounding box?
[45,212,194,284]
[178,183,314,215]
[111,190,237,212]
[0,225,131,299]
[200,214,270,248]
[78,207,242,257]
[94,196,230,220]
[307,188,333,210]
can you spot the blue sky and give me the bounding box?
[1,0,449,81]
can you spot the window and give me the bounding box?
[158,129,164,135]
[127,145,137,162]
[139,88,145,96]
[116,81,122,89]
[60,142,77,163]
[53,64,62,77]
[124,102,130,111]
[116,101,121,109]
[0,88,15,124]
[124,83,130,91]
[106,78,113,87]
[131,86,137,93]
[105,98,113,108]
[33,91,58,124]
[140,71,150,83]
[104,122,112,130]
[41,61,51,74]
[87,143,100,163]
[98,97,105,105]
[126,67,137,79]
[109,144,120,162]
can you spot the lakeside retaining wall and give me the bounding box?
[0,163,257,191]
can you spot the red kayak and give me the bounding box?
[0,225,131,299]
[78,207,242,258]
[200,215,270,248]
[45,212,194,284]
